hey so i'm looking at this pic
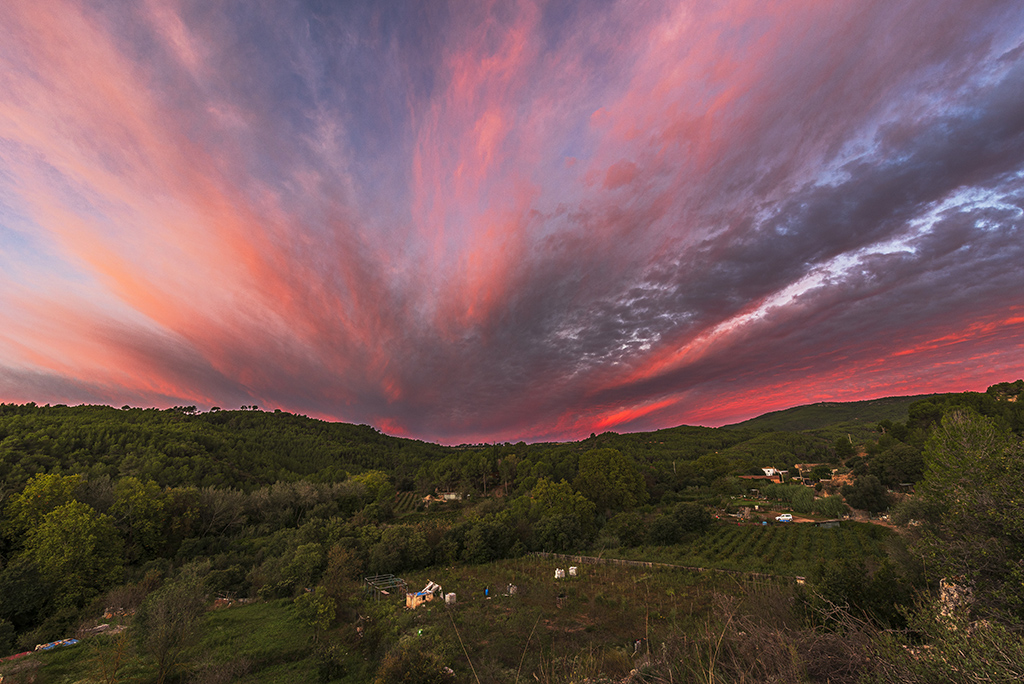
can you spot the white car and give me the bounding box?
[775,513,793,522]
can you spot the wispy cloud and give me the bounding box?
[1,0,1022,443]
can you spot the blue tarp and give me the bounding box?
[35,638,79,652]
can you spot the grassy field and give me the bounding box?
[12,559,791,684]
[11,599,323,684]
[9,524,890,683]
[375,557,742,683]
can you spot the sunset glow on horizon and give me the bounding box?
[2,1,1023,444]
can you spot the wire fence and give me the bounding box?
[531,552,806,585]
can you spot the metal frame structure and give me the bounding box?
[363,574,408,601]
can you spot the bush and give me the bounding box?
[373,642,451,684]
[647,514,680,545]
[133,569,208,684]
[791,487,815,514]
[841,475,891,514]
[870,603,1024,683]
[673,502,712,534]
[763,483,814,513]
[813,496,848,518]
[604,511,646,547]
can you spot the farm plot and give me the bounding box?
[613,522,889,577]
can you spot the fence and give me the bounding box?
[532,552,805,584]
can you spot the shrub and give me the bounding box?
[133,569,208,684]
[373,642,451,684]
[813,496,848,518]
[841,475,891,514]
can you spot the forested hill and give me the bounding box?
[0,404,449,491]
[725,383,1024,435]
[725,395,931,432]
[0,398,914,497]
[3,382,1023,494]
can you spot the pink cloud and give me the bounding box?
[2,0,1022,443]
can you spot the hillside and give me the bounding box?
[724,394,931,432]
[2,383,1023,682]
[0,403,450,490]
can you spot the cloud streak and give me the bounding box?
[1,0,1023,443]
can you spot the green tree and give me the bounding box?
[294,586,336,642]
[870,443,925,486]
[85,628,132,684]
[673,502,712,534]
[790,486,815,514]
[810,464,833,481]
[4,473,83,538]
[833,436,856,460]
[0,617,15,658]
[647,514,680,545]
[22,500,123,610]
[604,511,646,547]
[351,470,394,505]
[864,560,915,629]
[528,478,597,552]
[285,542,327,589]
[134,570,208,684]
[806,556,914,629]
[841,475,891,514]
[110,477,167,561]
[574,449,648,513]
[530,479,595,520]
[810,558,866,615]
[647,503,711,545]
[906,409,1024,620]
[367,526,429,574]
[462,511,517,564]
[869,603,1024,683]
[812,495,848,518]
[0,559,52,631]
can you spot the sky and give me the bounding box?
[2,0,1024,445]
